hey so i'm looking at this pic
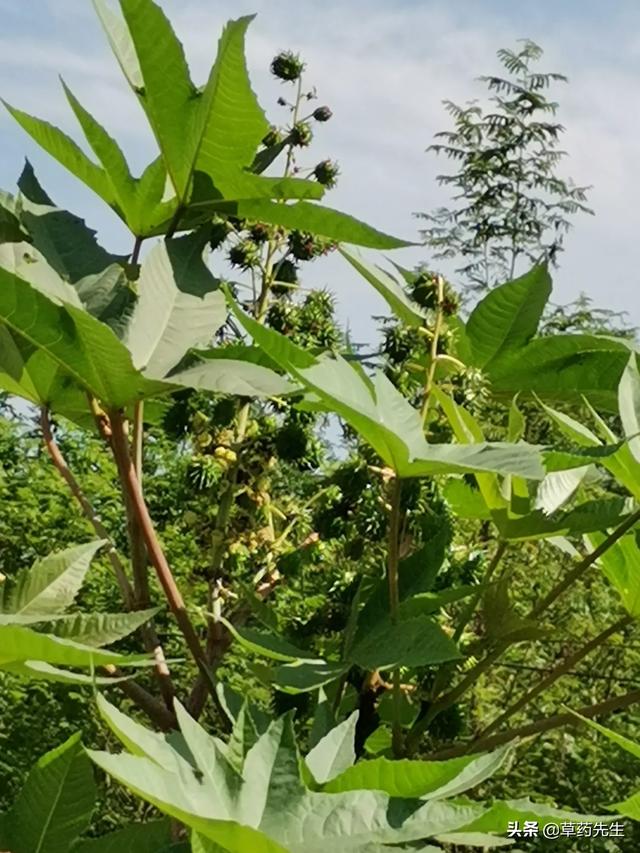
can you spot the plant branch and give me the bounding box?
[473,615,632,741]
[408,510,640,750]
[41,406,174,708]
[422,688,640,761]
[40,406,134,607]
[102,666,176,731]
[108,409,209,682]
[530,509,640,618]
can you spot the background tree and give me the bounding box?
[418,40,592,292]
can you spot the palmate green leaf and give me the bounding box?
[123,236,226,379]
[222,619,322,663]
[349,616,461,669]
[324,753,479,797]
[213,198,411,249]
[305,712,358,785]
[0,326,93,425]
[261,660,348,695]
[0,623,147,668]
[109,5,320,208]
[36,607,160,647]
[90,699,487,852]
[0,265,163,408]
[170,353,293,399]
[72,819,174,852]
[619,353,640,462]
[2,660,133,685]
[1,734,95,853]
[92,699,597,851]
[339,247,426,326]
[587,531,640,617]
[487,334,631,412]
[533,466,590,516]
[1,540,105,616]
[3,100,115,206]
[61,81,137,218]
[17,161,127,282]
[0,241,83,307]
[191,20,320,203]
[466,265,551,369]
[229,297,546,480]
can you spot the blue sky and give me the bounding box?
[1,0,639,344]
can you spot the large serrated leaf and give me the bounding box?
[0,623,148,668]
[305,712,358,784]
[339,247,426,326]
[217,198,412,249]
[3,734,95,853]
[3,101,114,206]
[1,541,105,616]
[350,616,461,669]
[619,354,640,463]
[0,265,163,407]
[123,236,225,378]
[466,265,551,369]
[230,298,545,480]
[36,607,159,647]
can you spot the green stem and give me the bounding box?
[109,410,209,681]
[387,477,404,757]
[420,275,445,424]
[428,541,507,705]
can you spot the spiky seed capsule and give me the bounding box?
[270,51,305,82]
[290,121,313,147]
[312,105,333,122]
[313,159,340,188]
[271,259,299,297]
[249,222,271,244]
[228,240,261,270]
[288,230,335,261]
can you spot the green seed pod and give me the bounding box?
[312,105,333,122]
[270,51,305,82]
[313,159,340,188]
[228,240,261,270]
[290,121,313,147]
